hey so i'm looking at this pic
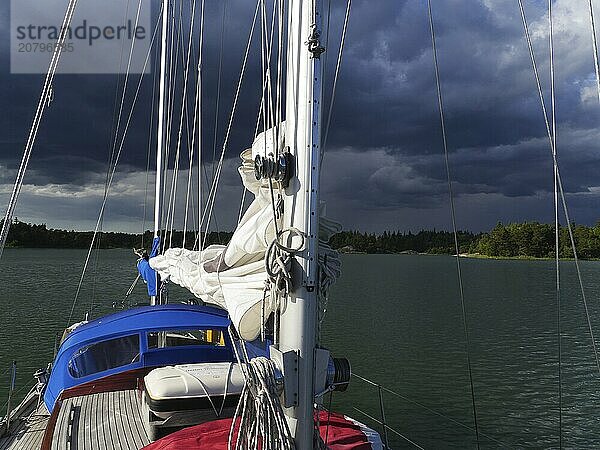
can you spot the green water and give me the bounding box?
[2,250,600,448]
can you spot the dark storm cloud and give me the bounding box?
[2,0,600,232]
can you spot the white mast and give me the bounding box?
[281,0,324,447]
[152,0,170,306]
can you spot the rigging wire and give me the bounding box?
[548,2,562,447]
[352,407,424,450]
[165,0,199,249]
[259,0,282,238]
[322,0,332,90]
[352,373,509,447]
[161,0,183,248]
[235,0,284,230]
[164,0,200,250]
[518,1,600,382]
[519,3,600,446]
[168,0,199,249]
[0,0,79,259]
[67,8,163,326]
[142,42,160,248]
[426,2,480,448]
[588,0,600,104]
[92,0,134,306]
[163,0,184,250]
[90,0,144,318]
[109,0,144,185]
[184,0,206,249]
[107,0,133,178]
[212,0,228,182]
[200,0,261,250]
[321,0,351,164]
[196,1,207,250]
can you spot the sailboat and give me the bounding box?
[0,0,383,449]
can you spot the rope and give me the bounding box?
[142,43,159,248]
[200,0,261,250]
[161,0,184,251]
[427,2,480,448]
[169,0,199,249]
[86,0,145,319]
[322,0,332,91]
[196,0,207,251]
[173,364,230,417]
[548,2,562,448]
[262,228,305,339]
[0,0,79,259]
[109,0,144,184]
[112,273,141,310]
[184,0,206,249]
[321,0,351,164]
[67,9,163,326]
[229,357,294,450]
[211,0,228,185]
[163,0,186,250]
[90,0,135,313]
[0,380,37,418]
[518,0,600,381]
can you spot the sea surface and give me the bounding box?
[2,249,600,448]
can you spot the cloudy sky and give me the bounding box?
[2,0,600,233]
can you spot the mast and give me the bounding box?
[281,0,324,447]
[152,0,170,306]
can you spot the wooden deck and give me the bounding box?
[0,400,49,450]
[51,390,150,450]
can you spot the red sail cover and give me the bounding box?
[143,411,378,450]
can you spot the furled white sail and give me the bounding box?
[150,125,341,341]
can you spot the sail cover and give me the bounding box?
[141,411,383,449]
[150,125,341,341]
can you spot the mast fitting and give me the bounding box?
[254,150,294,188]
[307,24,325,59]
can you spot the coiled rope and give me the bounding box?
[262,228,305,341]
[228,357,294,450]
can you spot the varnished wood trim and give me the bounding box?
[60,367,155,400]
[40,400,61,450]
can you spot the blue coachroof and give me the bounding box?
[44,304,233,412]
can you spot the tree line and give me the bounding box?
[4,219,600,259]
[471,222,600,259]
[1,219,232,250]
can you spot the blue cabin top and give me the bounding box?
[44,304,234,412]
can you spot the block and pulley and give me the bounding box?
[254,150,294,188]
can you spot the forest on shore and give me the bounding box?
[1,219,232,250]
[3,219,600,259]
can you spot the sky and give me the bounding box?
[3,0,600,233]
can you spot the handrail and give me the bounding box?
[351,373,509,448]
[352,407,424,450]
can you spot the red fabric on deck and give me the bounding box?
[142,411,373,450]
[316,411,372,449]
